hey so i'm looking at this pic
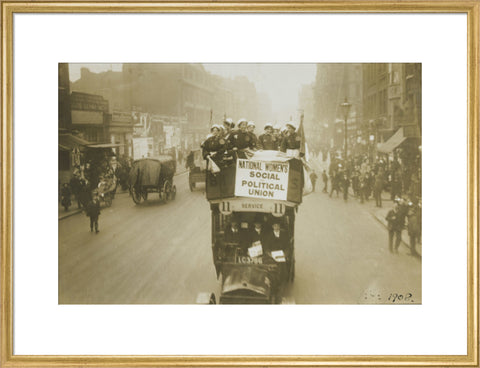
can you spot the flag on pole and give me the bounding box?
[297,112,306,157]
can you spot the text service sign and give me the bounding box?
[234,159,289,200]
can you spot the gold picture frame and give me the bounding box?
[1,1,479,366]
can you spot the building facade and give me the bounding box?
[70,91,109,143]
[363,63,422,149]
[313,63,363,154]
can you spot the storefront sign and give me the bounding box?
[234,159,289,200]
[132,137,154,160]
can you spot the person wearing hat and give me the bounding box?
[280,122,301,154]
[201,124,226,160]
[85,191,101,233]
[224,218,241,245]
[264,221,289,254]
[224,216,250,254]
[246,121,258,149]
[264,220,291,281]
[222,118,234,140]
[257,123,279,150]
[249,217,267,246]
[227,118,251,152]
[385,200,406,254]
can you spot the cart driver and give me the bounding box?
[224,218,250,255]
[264,220,291,281]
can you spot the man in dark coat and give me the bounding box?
[407,202,421,256]
[248,219,268,250]
[224,220,241,244]
[322,170,328,193]
[310,170,318,192]
[85,193,101,233]
[373,171,385,207]
[228,119,251,151]
[77,179,91,209]
[342,174,350,201]
[257,123,279,150]
[201,125,226,160]
[385,201,405,253]
[329,168,343,198]
[264,221,291,282]
[224,219,250,255]
[264,222,289,255]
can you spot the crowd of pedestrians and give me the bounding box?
[317,149,422,257]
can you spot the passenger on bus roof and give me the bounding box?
[280,122,301,153]
[257,123,279,151]
[228,119,251,151]
[201,124,226,160]
[246,121,258,150]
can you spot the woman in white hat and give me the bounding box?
[228,118,251,151]
[201,124,226,160]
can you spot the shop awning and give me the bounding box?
[58,133,91,150]
[377,128,407,153]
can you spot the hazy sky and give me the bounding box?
[69,63,317,119]
[203,63,316,120]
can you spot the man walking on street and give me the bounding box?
[374,171,384,208]
[310,170,318,192]
[407,202,421,256]
[85,192,101,233]
[385,201,405,254]
[322,170,328,193]
[342,174,350,202]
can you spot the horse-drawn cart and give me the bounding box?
[128,155,177,204]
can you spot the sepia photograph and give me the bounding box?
[58,63,422,305]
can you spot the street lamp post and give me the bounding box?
[340,97,351,161]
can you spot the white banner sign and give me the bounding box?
[234,159,289,200]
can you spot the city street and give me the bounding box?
[59,167,421,305]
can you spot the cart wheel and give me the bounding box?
[163,180,172,202]
[131,187,143,205]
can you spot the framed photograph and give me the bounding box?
[1,1,478,366]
